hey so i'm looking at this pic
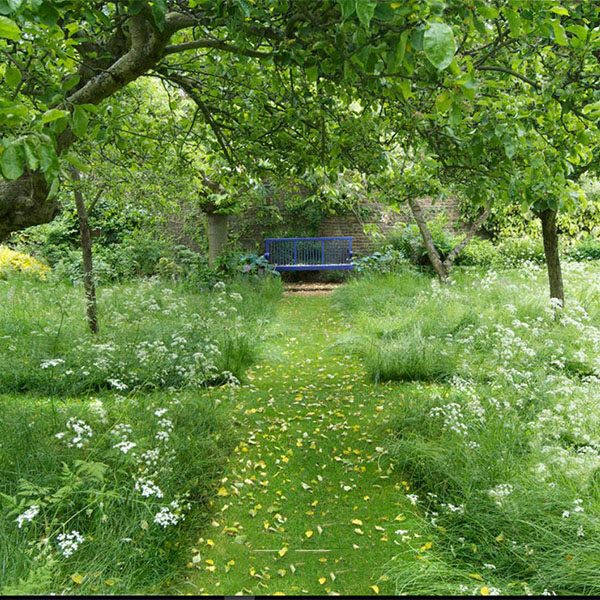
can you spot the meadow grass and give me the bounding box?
[0,274,281,594]
[0,275,281,395]
[334,261,600,596]
[0,390,234,595]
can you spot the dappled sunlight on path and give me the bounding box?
[174,295,418,596]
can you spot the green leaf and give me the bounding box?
[565,24,588,42]
[356,0,377,27]
[434,91,453,113]
[423,22,456,70]
[4,63,21,88]
[504,139,516,159]
[41,108,69,124]
[38,143,57,173]
[0,15,20,40]
[0,143,24,180]
[151,0,167,31]
[23,139,39,170]
[503,9,521,38]
[306,65,318,82]
[399,79,412,100]
[72,105,89,139]
[47,176,60,199]
[338,0,355,20]
[388,29,409,72]
[62,74,81,92]
[550,6,569,16]
[582,100,600,117]
[551,20,568,46]
[65,151,87,172]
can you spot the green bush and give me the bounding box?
[454,237,499,267]
[0,391,232,594]
[353,246,411,275]
[0,277,281,395]
[497,236,545,266]
[385,216,458,266]
[568,235,600,261]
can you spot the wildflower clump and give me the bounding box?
[0,391,232,595]
[0,277,281,395]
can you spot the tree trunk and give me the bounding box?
[0,174,58,240]
[71,169,99,334]
[206,212,229,268]
[407,198,449,282]
[539,208,565,306]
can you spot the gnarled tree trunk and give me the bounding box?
[407,197,490,283]
[407,197,449,282]
[0,174,56,240]
[0,11,191,241]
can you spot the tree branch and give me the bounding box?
[443,207,490,270]
[164,39,271,58]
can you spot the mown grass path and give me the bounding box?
[174,295,418,596]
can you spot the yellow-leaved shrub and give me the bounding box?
[0,246,50,280]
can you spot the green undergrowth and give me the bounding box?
[334,262,600,595]
[0,276,281,395]
[0,390,234,595]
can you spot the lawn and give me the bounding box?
[2,263,600,595]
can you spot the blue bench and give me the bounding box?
[264,237,354,271]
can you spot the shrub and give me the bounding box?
[568,235,600,262]
[353,246,411,275]
[385,216,459,266]
[0,391,232,595]
[0,246,50,280]
[497,236,545,266]
[454,237,499,267]
[239,253,281,278]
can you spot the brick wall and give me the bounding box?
[166,194,463,258]
[318,197,462,256]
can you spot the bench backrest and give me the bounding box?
[264,237,353,271]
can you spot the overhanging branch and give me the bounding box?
[164,39,272,58]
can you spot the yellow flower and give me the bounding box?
[0,246,50,280]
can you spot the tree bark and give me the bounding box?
[407,197,449,282]
[206,212,229,268]
[71,168,99,334]
[408,198,490,282]
[0,173,57,240]
[539,208,565,306]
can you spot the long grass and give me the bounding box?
[0,275,282,395]
[0,391,234,594]
[0,273,281,594]
[334,262,600,595]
